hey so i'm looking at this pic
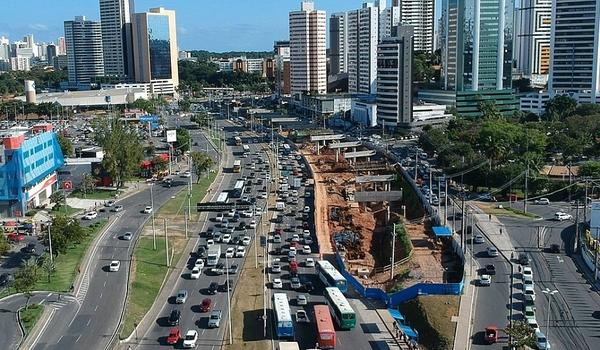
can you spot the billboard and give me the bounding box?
[166,129,177,143]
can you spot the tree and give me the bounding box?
[129,98,156,114]
[478,100,503,119]
[152,155,169,173]
[178,99,191,112]
[42,215,86,256]
[57,133,74,157]
[413,52,436,82]
[504,320,535,348]
[49,191,66,209]
[13,259,37,306]
[190,151,215,182]
[579,161,600,178]
[574,103,600,116]
[544,95,577,121]
[80,173,96,197]
[174,128,191,153]
[0,233,9,256]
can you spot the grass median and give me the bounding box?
[19,304,44,335]
[71,189,121,200]
[159,172,216,220]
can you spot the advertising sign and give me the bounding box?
[166,129,177,143]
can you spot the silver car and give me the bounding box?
[175,290,188,304]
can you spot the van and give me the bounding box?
[535,329,550,349]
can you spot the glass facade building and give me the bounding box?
[147,15,172,80]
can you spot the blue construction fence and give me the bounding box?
[335,252,464,307]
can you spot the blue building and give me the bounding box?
[0,124,65,217]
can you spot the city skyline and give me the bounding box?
[1,0,374,51]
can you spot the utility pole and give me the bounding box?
[575,202,580,253]
[225,253,233,344]
[391,223,396,280]
[444,179,448,225]
[184,211,188,239]
[414,152,418,181]
[151,184,156,250]
[48,224,53,264]
[584,179,589,224]
[164,219,169,266]
[524,163,529,213]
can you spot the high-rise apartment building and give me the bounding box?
[0,36,9,60]
[99,0,135,80]
[132,7,178,94]
[377,25,413,128]
[548,0,600,101]
[347,2,381,94]
[274,40,291,96]
[10,57,30,71]
[64,16,105,84]
[515,0,551,82]
[57,37,66,55]
[329,12,348,75]
[379,0,400,39]
[396,0,434,52]
[46,44,57,66]
[23,35,34,49]
[289,1,327,97]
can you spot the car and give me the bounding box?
[111,205,123,212]
[290,277,302,289]
[167,309,181,325]
[23,243,36,254]
[527,317,539,329]
[220,279,233,292]
[272,278,283,289]
[305,258,315,268]
[143,206,153,213]
[208,281,219,295]
[181,171,191,178]
[213,232,223,242]
[237,221,247,230]
[303,206,310,213]
[473,234,485,244]
[82,211,98,220]
[534,198,550,205]
[554,212,572,221]
[302,245,312,254]
[518,253,531,265]
[190,267,201,279]
[166,328,181,345]
[548,244,560,253]
[109,260,121,272]
[296,294,308,306]
[235,246,246,257]
[182,329,198,348]
[535,329,550,349]
[249,220,257,229]
[228,264,239,274]
[215,213,224,222]
[222,234,232,244]
[259,192,267,199]
[523,274,534,287]
[0,273,14,287]
[522,266,533,279]
[242,236,251,246]
[271,263,282,273]
[175,290,188,304]
[206,239,215,247]
[523,283,536,301]
[291,234,300,242]
[226,209,236,217]
[208,310,223,328]
[485,326,498,344]
[302,230,311,238]
[302,222,309,229]
[296,310,309,323]
[122,232,133,241]
[524,305,536,320]
[211,263,225,275]
[487,246,499,257]
[479,274,491,286]
[6,233,25,242]
[484,264,496,275]
[194,259,205,269]
[197,245,207,258]
[225,247,235,258]
[200,298,212,312]
[231,214,240,223]
[255,207,263,216]
[104,200,115,207]
[273,235,282,243]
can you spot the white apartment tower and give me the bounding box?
[289,1,327,97]
[549,0,600,101]
[348,2,381,94]
[515,0,551,83]
[329,12,348,75]
[396,0,434,52]
[64,16,105,84]
[99,0,135,80]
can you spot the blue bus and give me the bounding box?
[316,260,348,293]
[273,293,294,339]
[230,179,245,198]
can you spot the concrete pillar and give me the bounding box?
[316,141,320,155]
[336,148,339,163]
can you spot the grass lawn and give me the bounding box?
[71,189,121,200]
[19,304,44,335]
[120,236,185,339]
[34,220,108,292]
[480,204,540,219]
[399,295,460,350]
[158,172,216,219]
[51,205,81,216]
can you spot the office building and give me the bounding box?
[57,36,66,55]
[289,1,327,98]
[132,7,179,95]
[0,124,65,217]
[548,0,600,102]
[46,44,57,66]
[347,2,381,94]
[10,57,30,71]
[99,0,135,80]
[379,0,400,39]
[515,0,551,83]
[64,16,105,84]
[377,25,413,128]
[396,0,434,52]
[54,55,68,70]
[274,40,291,96]
[330,12,348,75]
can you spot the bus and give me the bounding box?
[314,305,336,348]
[233,160,242,173]
[282,143,291,154]
[231,179,245,198]
[316,260,348,293]
[216,192,229,204]
[234,136,242,146]
[323,287,356,330]
[273,293,294,339]
[242,144,250,154]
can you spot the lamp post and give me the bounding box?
[150,183,156,250]
[225,253,233,344]
[542,288,558,345]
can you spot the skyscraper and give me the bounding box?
[329,12,348,75]
[289,1,327,97]
[274,40,291,96]
[0,36,9,60]
[132,7,179,93]
[396,0,435,52]
[64,16,105,84]
[46,44,57,66]
[515,0,551,82]
[99,0,135,80]
[549,0,600,101]
[347,2,381,94]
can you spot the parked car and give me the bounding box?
[479,274,491,286]
[296,310,309,323]
[208,281,219,295]
[518,253,531,265]
[296,294,308,306]
[548,244,560,253]
[168,309,181,325]
[23,243,36,253]
[484,264,496,275]
[0,273,14,287]
[82,211,98,220]
[304,258,315,268]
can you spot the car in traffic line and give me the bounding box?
[208,281,219,295]
[82,211,98,220]
[121,232,132,241]
[109,260,120,272]
[554,212,573,221]
[272,278,283,289]
[166,328,181,345]
[200,298,212,312]
[296,310,309,323]
[479,274,491,286]
[175,290,188,304]
[486,246,499,257]
[182,329,198,348]
[168,309,181,325]
[112,205,124,212]
[190,267,201,279]
[208,310,223,328]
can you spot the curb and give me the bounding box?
[18,303,51,350]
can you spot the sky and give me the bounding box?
[0,0,389,52]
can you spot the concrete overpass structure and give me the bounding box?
[343,150,376,164]
[65,157,102,165]
[309,134,345,154]
[355,174,396,191]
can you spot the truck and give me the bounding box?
[276,202,286,211]
[292,177,302,189]
[206,245,221,266]
[278,342,300,350]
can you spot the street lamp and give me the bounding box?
[542,288,558,346]
[150,183,156,250]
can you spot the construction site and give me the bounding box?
[298,134,458,291]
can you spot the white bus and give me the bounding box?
[316,260,348,293]
[273,293,294,339]
[242,144,250,154]
[323,287,356,329]
[231,179,245,198]
[233,159,242,173]
[216,192,229,204]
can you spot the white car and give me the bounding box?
[522,266,533,279]
[303,206,310,213]
[296,309,309,323]
[143,206,153,214]
[109,260,120,272]
[523,283,536,301]
[271,263,282,273]
[305,258,315,267]
[302,230,311,238]
[82,211,98,220]
[487,246,499,257]
[259,192,267,199]
[479,274,491,286]
[296,294,308,306]
[302,245,312,254]
[291,234,300,242]
[190,267,201,279]
[206,239,215,247]
[473,234,485,244]
[304,237,313,245]
[554,212,572,221]
[194,259,204,269]
[255,207,263,216]
[182,329,198,348]
[181,171,191,178]
[222,234,232,244]
[535,198,550,205]
[242,236,251,246]
[226,209,236,217]
[249,220,257,229]
[273,235,282,243]
[241,210,253,218]
[215,213,224,222]
[225,247,235,258]
[235,246,246,257]
[272,278,283,289]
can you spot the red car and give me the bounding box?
[289,260,299,276]
[7,233,25,242]
[200,298,212,312]
[275,228,283,235]
[485,326,498,344]
[166,327,181,345]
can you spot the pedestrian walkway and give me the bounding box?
[349,298,408,350]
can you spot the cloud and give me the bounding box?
[28,23,49,32]
[177,26,189,35]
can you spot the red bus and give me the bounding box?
[314,305,336,349]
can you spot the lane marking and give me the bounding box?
[75,334,82,343]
